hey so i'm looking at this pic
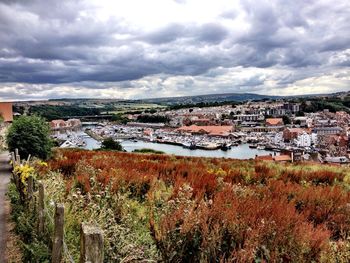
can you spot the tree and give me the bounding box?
[296,111,305,117]
[6,115,53,159]
[282,115,291,125]
[100,137,124,151]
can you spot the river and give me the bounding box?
[82,133,277,160]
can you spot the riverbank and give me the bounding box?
[85,129,103,141]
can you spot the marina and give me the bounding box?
[53,126,280,159]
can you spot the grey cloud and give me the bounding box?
[142,24,186,44]
[0,0,349,99]
[196,23,228,44]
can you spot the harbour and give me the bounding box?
[54,126,280,160]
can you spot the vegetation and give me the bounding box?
[7,182,51,261]
[28,105,102,121]
[137,114,170,123]
[100,137,124,151]
[168,101,241,110]
[6,115,52,159]
[16,149,348,262]
[110,113,129,124]
[300,98,350,113]
[133,148,164,154]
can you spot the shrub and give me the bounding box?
[100,137,124,151]
[133,148,164,154]
[6,115,52,159]
[44,149,350,262]
[151,185,330,262]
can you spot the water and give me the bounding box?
[120,140,276,159]
[56,128,277,159]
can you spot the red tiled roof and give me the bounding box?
[177,125,232,135]
[255,155,273,161]
[0,102,13,122]
[285,128,311,134]
[266,118,283,126]
[274,155,292,162]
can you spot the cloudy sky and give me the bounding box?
[0,0,349,101]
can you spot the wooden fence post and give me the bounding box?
[27,176,34,202]
[11,152,15,168]
[52,203,64,263]
[38,182,45,233]
[26,154,31,164]
[11,152,19,187]
[80,224,104,263]
[15,148,20,165]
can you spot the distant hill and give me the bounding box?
[137,93,282,105]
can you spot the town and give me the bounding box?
[1,95,349,164]
[37,97,350,164]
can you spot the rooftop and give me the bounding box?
[266,118,284,126]
[177,125,233,135]
[0,102,13,122]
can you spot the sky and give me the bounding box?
[0,0,349,101]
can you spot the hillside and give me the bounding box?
[137,92,281,105]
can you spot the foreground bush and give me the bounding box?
[151,185,330,262]
[6,115,52,159]
[38,149,350,262]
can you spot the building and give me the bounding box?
[255,154,292,162]
[283,103,300,113]
[50,120,67,130]
[314,127,343,136]
[235,114,264,122]
[266,118,284,126]
[66,119,82,128]
[295,132,312,147]
[0,102,13,122]
[177,125,233,137]
[293,117,308,127]
[50,119,82,130]
[283,128,310,142]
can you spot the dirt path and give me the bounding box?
[0,151,11,263]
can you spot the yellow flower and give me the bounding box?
[13,164,35,185]
[38,161,48,167]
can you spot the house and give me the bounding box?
[255,154,292,162]
[255,154,273,161]
[66,119,82,128]
[295,132,313,147]
[283,128,310,142]
[235,114,264,122]
[293,117,308,127]
[314,127,343,136]
[274,155,292,162]
[50,120,67,130]
[266,118,284,126]
[0,102,13,122]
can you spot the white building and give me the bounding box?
[295,132,312,147]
